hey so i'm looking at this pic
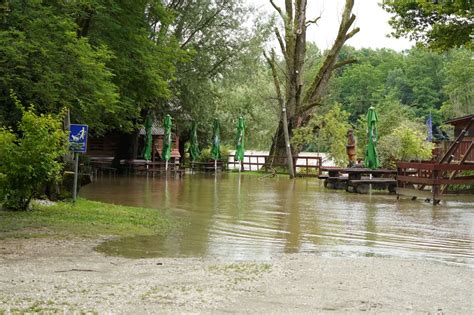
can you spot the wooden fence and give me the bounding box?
[227,154,322,177]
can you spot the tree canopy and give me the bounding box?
[0,0,182,133]
[0,0,472,163]
[383,0,473,51]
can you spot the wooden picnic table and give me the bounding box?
[319,167,398,193]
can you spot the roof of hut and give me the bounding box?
[139,121,164,136]
[444,114,474,126]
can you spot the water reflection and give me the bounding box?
[81,174,473,266]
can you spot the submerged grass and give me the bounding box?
[0,198,174,239]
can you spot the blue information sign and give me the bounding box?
[69,124,88,153]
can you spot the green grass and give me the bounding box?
[0,198,174,239]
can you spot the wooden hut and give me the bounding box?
[86,121,181,171]
[434,115,474,162]
[138,122,181,163]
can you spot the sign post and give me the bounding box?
[68,124,88,203]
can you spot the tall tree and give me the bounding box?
[0,0,119,132]
[383,0,473,51]
[0,0,181,133]
[158,0,272,146]
[440,48,474,119]
[75,0,182,129]
[265,0,359,177]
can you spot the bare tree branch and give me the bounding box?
[305,16,321,28]
[275,28,286,57]
[345,26,360,40]
[286,0,293,24]
[264,50,284,109]
[301,0,357,112]
[167,0,185,10]
[269,0,284,18]
[333,57,357,69]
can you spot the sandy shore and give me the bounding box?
[0,238,472,314]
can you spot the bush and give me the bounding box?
[293,103,351,167]
[0,97,67,210]
[378,123,433,168]
[197,145,231,162]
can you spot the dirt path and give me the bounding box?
[0,238,472,314]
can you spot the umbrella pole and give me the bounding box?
[165,160,168,172]
[214,159,217,173]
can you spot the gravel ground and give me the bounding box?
[0,238,472,314]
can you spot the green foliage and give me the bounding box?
[215,60,277,150]
[198,145,231,162]
[354,95,417,157]
[332,47,447,124]
[164,0,275,148]
[0,0,120,133]
[383,0,473,51]
[356,97,424,163]
[293,104,351,167]
[440,48,474,119]
[378,123,434,168]
[0,96,67,211]
[83,0,183,121]
[402,49,445,118]
[0,0,182,133]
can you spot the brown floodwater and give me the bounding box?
[81,173,473,266]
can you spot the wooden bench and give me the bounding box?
[347,178,397,194]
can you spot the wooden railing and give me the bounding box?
[88,154,323,177]
[396,161,474,204]
[227,154,322,177]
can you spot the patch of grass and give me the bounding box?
[208,262,271,275]
[0,299,97,315]
[208,262,272,286]
[0,198,174,239]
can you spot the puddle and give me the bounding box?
[81,174,474,266]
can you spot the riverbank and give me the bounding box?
[0,199,174,239]
[0,237,472,314]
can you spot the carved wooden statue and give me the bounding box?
[346,129,357,167]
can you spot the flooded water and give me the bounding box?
[81,174,473,266]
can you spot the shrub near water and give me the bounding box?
[0,96,67,211]
[378,123,433,168]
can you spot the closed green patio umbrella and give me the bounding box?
[189,121,200,163]
[162,114,172,170]
[142,113,153,161]
[210,119,221,171]
[364,106,379,169]
[235,116,245,170]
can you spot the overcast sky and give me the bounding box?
[246,0,414,51]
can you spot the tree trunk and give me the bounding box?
[268,118,297,174]
[266,0,359,169]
